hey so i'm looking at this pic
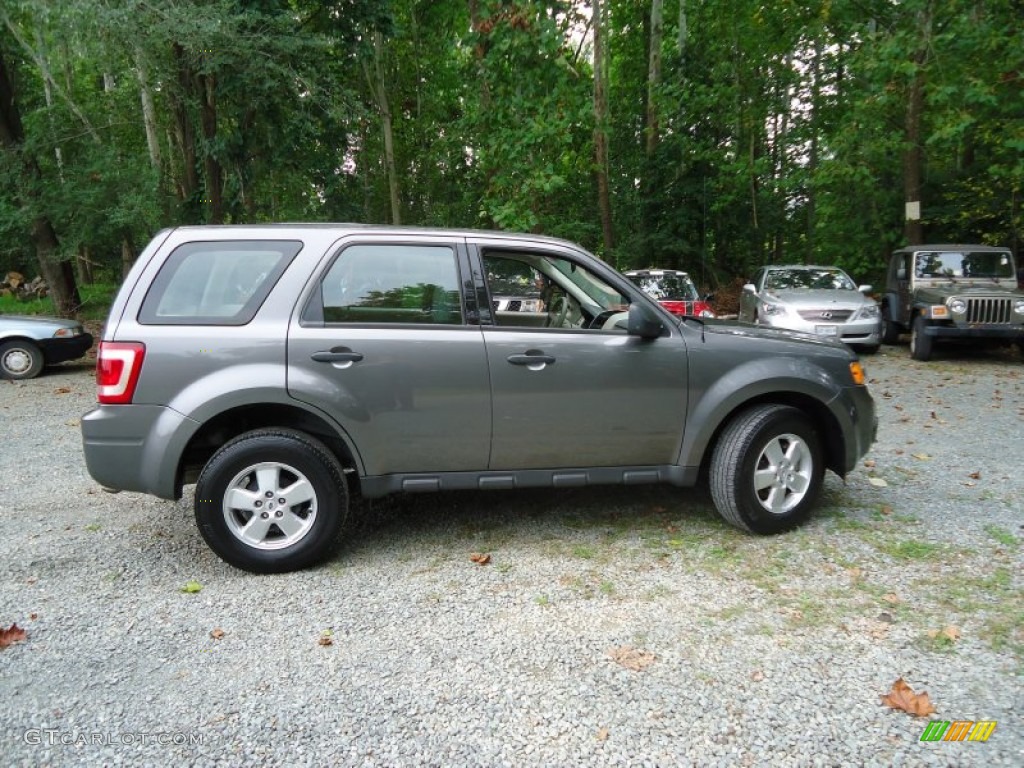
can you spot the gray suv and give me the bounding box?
[82,225,876,573]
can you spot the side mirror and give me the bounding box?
[858,284,872,293]
[742,283,756,292]
[703,292,716,302]
[627,302,664,339]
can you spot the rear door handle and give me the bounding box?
[507,351,555,369]
[311,348,364,368]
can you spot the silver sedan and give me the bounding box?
[738,265,881,351]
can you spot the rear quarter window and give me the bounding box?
[139,240,302,325]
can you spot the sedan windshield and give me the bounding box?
[764,268,855,291]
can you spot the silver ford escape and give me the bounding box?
[82,225,876,573]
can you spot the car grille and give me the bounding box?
[797,309,854,322]
[964,297,1012,324]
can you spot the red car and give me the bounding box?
[624,269,716,318]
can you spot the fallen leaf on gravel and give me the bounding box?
[470,553,491,565]
[0,623,28,648]
[880,678,936,717]
[967,471,981,480]
[318,630,334,647]
[750,669,765,682]
[882,593,901,604]
[180,580,203,594]
[880,505,893,515]
[911,453,932,460]
[53,387,71,394]
[210,628,226,640]
[596,728,609,741]
[863,459,876,468]
[868,477,888,487]
[608,645,656,671]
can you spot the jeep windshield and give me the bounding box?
[913,250,1014,280]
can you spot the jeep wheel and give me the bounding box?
[709,405,824,535]
[195,428,348,573]
[879,311,900,345]
[0,340,44,380]
[910,315,934,361]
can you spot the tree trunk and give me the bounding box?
[903,55,926,245]
[134,48,163,173]
[197,71,224,223]
[365,30,401,225]
[121,233,136,279]
[170,43,199,207]
[0,48,81,315]
[645,0,663,156]
[593,0,614,255]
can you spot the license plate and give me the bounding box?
[815,325,838,336]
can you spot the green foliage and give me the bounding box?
[0,0,1019,297]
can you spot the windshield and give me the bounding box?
[914,250,1014,279]
[628,273,699,301]
[764,268,855,291]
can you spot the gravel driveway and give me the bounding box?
[1,344,1021,766]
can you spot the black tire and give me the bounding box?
[858,344,880,355]
[910,315,934,361]
[880,310,900,345]
[709,405,824,535]
[195,428,348,573]
[0,339,44,380]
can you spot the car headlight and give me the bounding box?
[760,302,786,316]
[858,304,880,319]
[698,309,716,318]
[948,298,967,314]
[1014,299,1024,314]
[52,327,82,338]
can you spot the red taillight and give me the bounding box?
[96,342,146,404]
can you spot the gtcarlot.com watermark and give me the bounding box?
[24,729,204,747]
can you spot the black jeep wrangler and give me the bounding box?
[880,244,1024,361]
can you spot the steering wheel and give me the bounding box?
[547,294,570,328]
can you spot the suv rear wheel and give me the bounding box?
[195,428,348,573]
[709,405,824,534]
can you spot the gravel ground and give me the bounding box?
[1,343,1021,767]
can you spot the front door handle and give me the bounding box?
[507,350,555,370]
[312,348,364,368]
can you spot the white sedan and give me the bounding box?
[738,265,881,351]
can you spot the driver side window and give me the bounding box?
[481,250,629,331]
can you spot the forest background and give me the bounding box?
[1,0,1021,316]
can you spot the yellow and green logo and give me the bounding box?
[920,720,997,742]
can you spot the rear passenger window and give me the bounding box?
[139,240,301,325]
[319,244,463,325]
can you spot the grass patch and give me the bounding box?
[0,281,117,321]
[875,539,943,561]
[983,524,1018,548]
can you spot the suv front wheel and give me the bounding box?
[910,315,934,361]
[709,405,824,534]
[195,428,348,573]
